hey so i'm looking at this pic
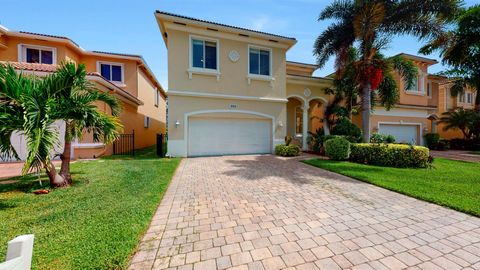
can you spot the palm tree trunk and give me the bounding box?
[361,83,371,142]
[44,161,68,187]
[59,138,72,184]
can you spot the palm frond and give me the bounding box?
[390,56,418,90]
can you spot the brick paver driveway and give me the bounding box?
[130,155,480,270]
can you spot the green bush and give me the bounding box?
[350,143,430,168]
[424,133,440,150]
[437,139,450,151]
[275,144,301,157]
[323,134,358,144]
[370,133,396,143]
[331,118,362,142]
[324,137,351,160]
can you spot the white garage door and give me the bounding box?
[188,117,271,157]
[378,124,418,144]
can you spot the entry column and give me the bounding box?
[302,103,309,150]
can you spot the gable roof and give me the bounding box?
[395,53,438,65]
[155,10,297,47]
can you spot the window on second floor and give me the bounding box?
[191,38,218,70]
[154,88,159,107]
[249,46,271,77]
[405,76,419,92]
[459,93,465,103]
[466,93,473,104]
[427,82,432,98]
[98,62,124,83]
[20,45,56,64]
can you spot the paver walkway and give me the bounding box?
[431,150,480,162]
[130,155,480,270]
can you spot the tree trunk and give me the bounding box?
[44,161,68,188]
[361,83,372,142]
[59,138,72,184]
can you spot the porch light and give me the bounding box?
[175,120,180,127]
[277,121,284,127]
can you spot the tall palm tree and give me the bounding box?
[51,63,122,185]
[314,0,460,142]
[420,5,480,111]
[0,63,122,187]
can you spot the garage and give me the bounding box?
[187,116,271,157]
[378,124,419,144]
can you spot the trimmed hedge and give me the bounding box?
[275,144,301,157]
[324,137,351,160]
[350,143,430,168]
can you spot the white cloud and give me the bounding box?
[248,15,288,32]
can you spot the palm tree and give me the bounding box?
[439,108,476,139]
[314,0,460,142]
[420,5,480,111]
[0,64,64,184]
[0,63,122,187]
[51,63,122,185]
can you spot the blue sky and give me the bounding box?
[1,0,477,88]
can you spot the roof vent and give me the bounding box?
[207,28,218,32]
[173,21,187,26]
[269,39,279,43]
[239,33,249,38]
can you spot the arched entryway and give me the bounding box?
[287,96,328,150]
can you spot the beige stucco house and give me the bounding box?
[155,11,332,157]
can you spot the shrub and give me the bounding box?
[275,144,301,157]
[324,137,351,160]
[424,133,440,150]
[331,118,363,143]
[449,138,480,151]
[436,139,450,151]
[370,133,396,143]
[350,143,430,168]
[307,128,324,153]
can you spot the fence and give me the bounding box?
[156,133,166,158]
[113,130,135,156]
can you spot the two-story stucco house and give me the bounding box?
[0,25,166,160]
[155,11,334,157]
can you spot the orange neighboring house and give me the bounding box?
[437,82,477,139]
[0,25,166,160]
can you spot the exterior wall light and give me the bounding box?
[175,120,180,128]
[277,121,284,127]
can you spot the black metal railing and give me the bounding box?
[156,133,166,158]
[113,130,135,156]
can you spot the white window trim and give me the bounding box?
[427,82,432,99]
[154,88,159,107]
[18,44,57,64]
[188,35,220,81]
[96,61,125,86]
[405,71,426,96]
[247,44,274,85]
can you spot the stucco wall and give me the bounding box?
[167,95,286,156]
[167,29,287,99]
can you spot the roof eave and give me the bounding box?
[155,11,297,48]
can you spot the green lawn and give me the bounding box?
[0,148,181,269]
[304,158,480,217]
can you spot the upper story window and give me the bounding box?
[427,82,432,98]
[459,93,466,103]
[154,88,160,107]
[249,46,271,77]
[190,37,218,70]
[19,44,56,64]
[466,93,473,104]
[405,76,419,92]
[97,62,124,84]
